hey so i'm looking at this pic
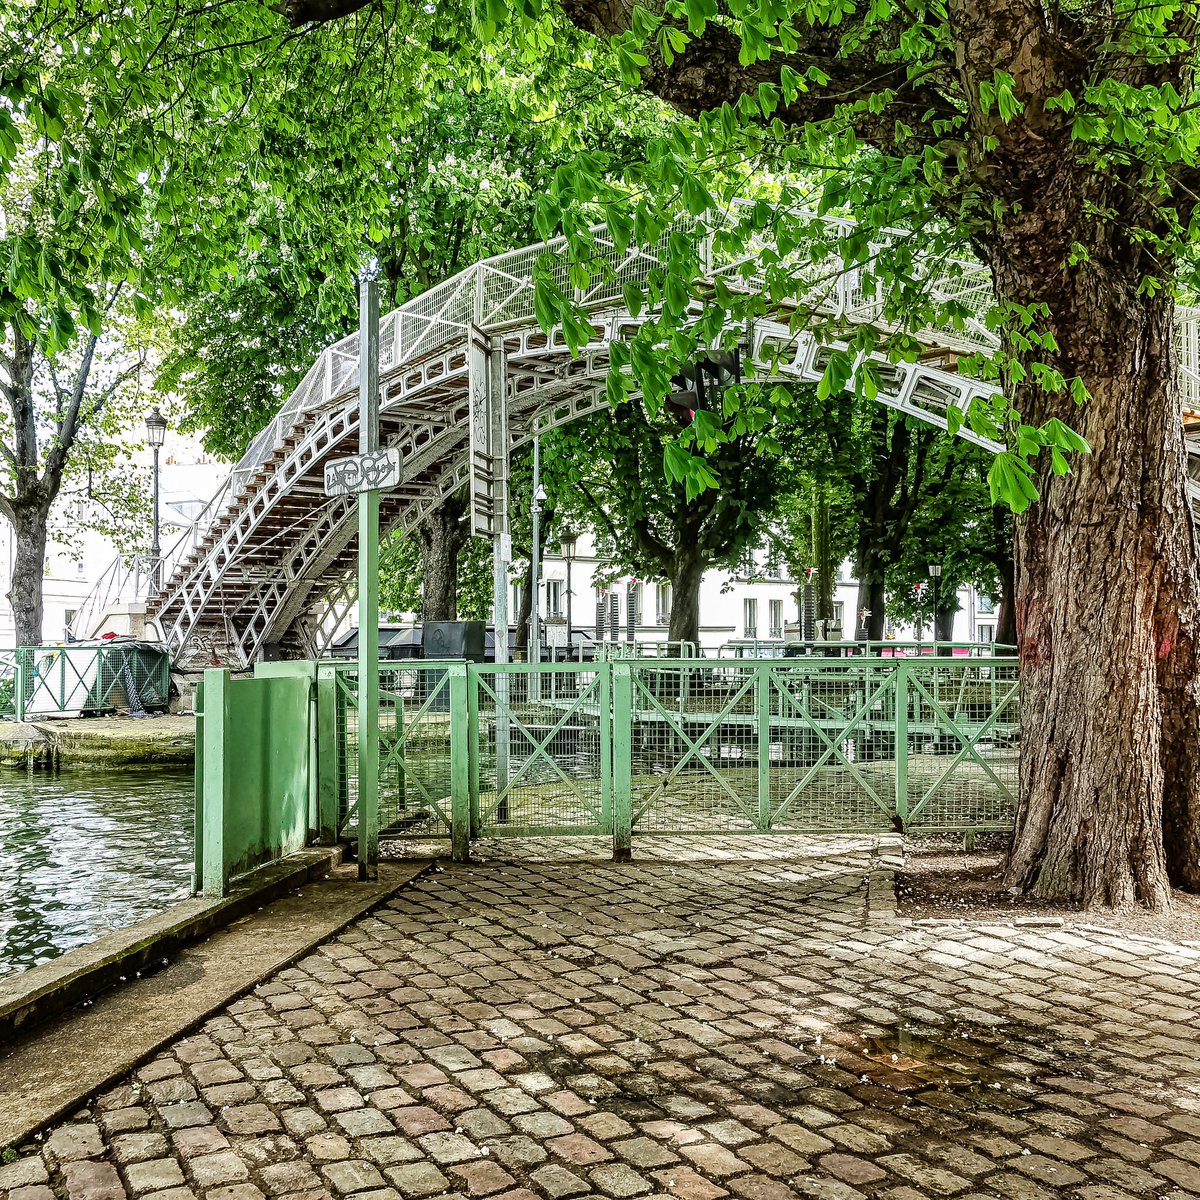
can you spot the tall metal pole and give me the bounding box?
[356,267,381,882]
[565,556,573,658]
[932,575,940,649]
[150,444,161,596]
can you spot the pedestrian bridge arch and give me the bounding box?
[74,215,1200,666]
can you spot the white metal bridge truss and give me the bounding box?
[113,215,1200,668]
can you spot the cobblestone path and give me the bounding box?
[4,836,1200,1200]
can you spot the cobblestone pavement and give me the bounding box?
[4,835,1200,1200]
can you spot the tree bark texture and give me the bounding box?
[996,239,1200,906]
[667,549,704,646]
[418,494,469,621]
[7,504,49,647]
[811,488,835,622]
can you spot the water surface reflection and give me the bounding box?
[0,768,193,977]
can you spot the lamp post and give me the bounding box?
[144,407,167,596]
[928,563,943,648]
[913,582,926,649]
[559,528,577,659]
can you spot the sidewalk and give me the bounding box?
[2,835,1198,1200]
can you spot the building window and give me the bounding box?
[977,623,995,643]
[546,579,563,619]
[64,608,76,635]
[978,594,996,615]
[743,598,758,638]
[656,583,671,625]
[768,599,783,638]
[510,582,522,616]
[833,601,844,629]
[630,583,643,628]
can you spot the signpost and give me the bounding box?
[356,268,381,881]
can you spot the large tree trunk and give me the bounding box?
[418,495,469,621]
[853,567,886,641]
[667,549,704,646]
[8,501,50,647]
[999,251,1200,907]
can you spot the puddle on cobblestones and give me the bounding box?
[819,1018,1045,1100]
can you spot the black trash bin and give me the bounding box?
[421,621,486,709]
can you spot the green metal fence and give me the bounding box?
[616,658,1018,837]
[324,661,456,840]
[322,655,1018,857]
[0,645,170,720]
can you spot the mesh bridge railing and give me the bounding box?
[0,645,171,720]
[321,656,1019,855]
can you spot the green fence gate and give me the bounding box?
[322,655,1019,859]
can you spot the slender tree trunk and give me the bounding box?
[667,549,704,646]
[812,487,834,621]
[514,562,533,655]
[998,254,1200,906]
[934,603,957,644]
[513,505,552,655]
[8,502,50,647]
[994,552,1017,647]
[418,494,468,621]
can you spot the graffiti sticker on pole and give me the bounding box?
[324,447,403,497]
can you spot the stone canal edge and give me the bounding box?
[0,859,431,1149]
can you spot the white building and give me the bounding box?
[528,533,1000,654]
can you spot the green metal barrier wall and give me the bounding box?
[195,667,314,896]
[320,655,1018,859]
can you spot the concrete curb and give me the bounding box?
[0,846,346,1042]
[0,859,432,1150]
[866,832,903,922]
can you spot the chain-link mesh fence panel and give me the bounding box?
[334,664,454,841]
[903,661,1020,830]
[767,661,900,832]
[472,663,609,835]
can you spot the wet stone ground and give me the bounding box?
[4,835,1200,1200]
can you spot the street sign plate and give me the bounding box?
[324,447,403,497]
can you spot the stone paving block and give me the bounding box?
[383,1162,450,1197]
[448,1160,518,1195]
[60,1159,124,1200]
[190,1149,251,1187]
[0,1157,49,1189]
[322,1159,387,1195]
[46,1123,104,1162]
[588,1161,654,1197]
[221,1103,284,1135]
[9,1186,57,1200]
[529,1164,591,1198]
[124,1157,187,1194]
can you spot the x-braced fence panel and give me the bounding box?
[470,662,611,836]
[330,662,454,839]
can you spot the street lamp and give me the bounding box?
[928,563,943,648]
[559,528,577,658]
[145,407,167,596]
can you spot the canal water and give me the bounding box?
[0,768,194,978]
